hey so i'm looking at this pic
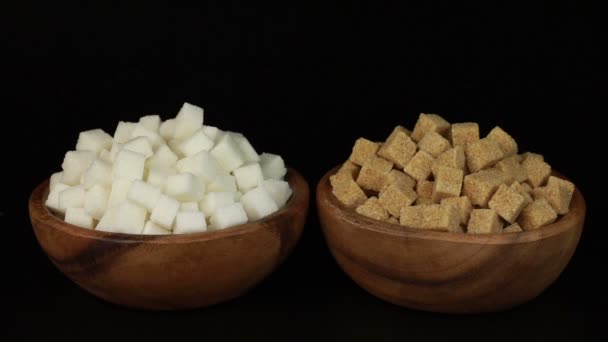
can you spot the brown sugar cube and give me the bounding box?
[441,196,473,226]
[509,182,533,205]
[400,204,460,232]
[465,137,504,173]
[356,156,394,192]
[533,179,574,215]
[416,179,434,198]
[511,154,523,162]
[494,166,515,185]
[415,197,434,205]
[379,180,418,217]
[349,138,381,166]
[496,155,527,183]
[393,125,411,136]
[382,169,417,190]
[532,186,566,214]
[520,152,543,163]
[432,166,464,202]
[403,150,435,181]
[377,127,417,169]
[547,176,575,199]
[487,126,518,157]
[504,222,523,233]
[330,161,361,188]
[517,198,558,230]
[462,169,506,206]
[467,209,503,234]
[521,157,551,187]
[356,197,390,221]
[520,182,533,194]
[332,178,368,208]
[336,160,361,179]
[415,179,434,205]
[450,122,480,147]
[411,113,451,142]
[386,216,400,225]
[488,184,527,223]
[432,146,465,176]
[417,131,451,158]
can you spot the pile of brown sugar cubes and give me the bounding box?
[330,113,576,234]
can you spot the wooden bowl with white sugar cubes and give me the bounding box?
[28,103,309,310]
[317,113,585,313]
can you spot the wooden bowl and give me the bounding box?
[29,168,309,310]
[317,166,585,313]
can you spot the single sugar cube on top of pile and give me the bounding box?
[45,102,293,234]
[331,112,577,234]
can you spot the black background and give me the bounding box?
[3,2,604,341]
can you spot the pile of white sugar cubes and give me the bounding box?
[45,103,292,235]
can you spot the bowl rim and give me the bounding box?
[30,167,309,244]
[318,165,586,245]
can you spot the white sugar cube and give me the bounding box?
[199,192,235,217]
[46,101,292,235]
[76,129,113,155]
[167,139,184,158]
[260,153,286,180]
[130,123,163,148]
[112,149,146,181]
[159,119,176,141]
[113,121,136,143]
[178,129,214,157]
[181,202,200,211]
[229,132,260,163]
[45,183,70,213]
[233,163,264,192]
[174,211,207,234]
[202,125,224,142]
[82,159,112,189]
[146,166,176,190]
[147,144,178,169]
[122,136,154,158]
[61,151,95,185]
[127,180,161,210]
[107,179,133,208]
[210,134,245,172]
[139,115,161,133]
[174,102,204,140]
[261,179,292,208]
[109,142,123,162]
[64,207,94,229]
[58,186,86,213]
[142,221,171,235]
[50,172,64,192]
[176,151,226,183]
[84,185,109,220]
[166,173,205,201]
[96,202,146,234]
[96,205,118,231]
[207,174,237,193]
[99,149,112,163]
[240,186,279,221]
[150,194,180,229]
[210,203,248,230]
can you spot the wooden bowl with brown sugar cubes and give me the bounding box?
[317,113,586,313]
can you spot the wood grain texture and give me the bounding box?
[29,168,309,310]
[317,165,585,313]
